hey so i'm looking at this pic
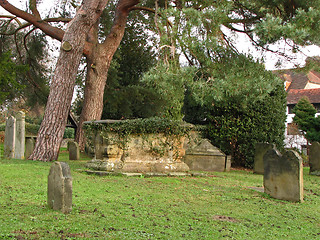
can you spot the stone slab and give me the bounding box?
[263,148,303,202]
[69,141,80,160]
[14,111,25,159]
[4,116,16,159]
[185,139,228,172]
[25,137,35,159]
[48,162,72,213]
[253,143,274,174]
[309,142,320,176]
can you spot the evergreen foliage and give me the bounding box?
[0,51,27,105]
[101,17,159,119]
[0,21,50,108]
[293,96,320,142]
[183,54,287,167]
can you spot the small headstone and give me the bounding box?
[253,143,274,174]
[4,116,16,159]
[263,148,303,202]
[69,141,80,160]
[25,137,35,159]
[48,162,72,213]
[14,111,25,159]
[225,155,231,172]
[309,142,320,176]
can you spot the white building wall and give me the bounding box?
[284,107,320,153]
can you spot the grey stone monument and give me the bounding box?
[253,143,274,174]
[263,148,303,202]
[69,141,80,160]
[4,116,16,159]
[25,137,36,159]
[48,162,72,213]
[309,142,320,176]
[14,111,25,159]
[184,139,229,172]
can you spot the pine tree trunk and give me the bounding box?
[75,0,140,150]
[29,0,108,161]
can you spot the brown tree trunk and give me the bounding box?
[75,0,140,150]
[29,0,109,161]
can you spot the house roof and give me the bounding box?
[307,71,320,84]
[287,88,320,104]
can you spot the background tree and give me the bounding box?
[0,51,26,105]
[73,8,160,120]
[2,0,320,161]
[293,96,320,143]
[182,53,287,167]
[0,0,141,155]
[0,20,49,113]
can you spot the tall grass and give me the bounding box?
[0,147,319,239]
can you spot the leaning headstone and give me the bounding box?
[25,137,36,159]
[48,162,72,213]
[253,143,274,174]
[309,142,320,176]
[14,111,25,159]
[4,116,16,159]
[69,141,80,160]
[263,148,303,202]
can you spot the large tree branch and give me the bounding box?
[100,0,139,49]
[0,1,96,55]
[0,0,65,41]
[131,6,173,27]
[0,16,72,35]
[29,0,40,19]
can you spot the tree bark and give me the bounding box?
[1,0,140,157]
[29,0,109,161]
[75,0,140,149]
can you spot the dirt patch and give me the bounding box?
[212,215,238,222]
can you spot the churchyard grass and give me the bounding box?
[0,145,319,239]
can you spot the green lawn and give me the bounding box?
[0,147,319,239]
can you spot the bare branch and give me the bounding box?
[0,0,65,41]
[29,0,41,19]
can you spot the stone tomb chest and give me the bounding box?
[84,119,191,173]
[184,139,231,172]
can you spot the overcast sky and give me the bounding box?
[1,0,320,70]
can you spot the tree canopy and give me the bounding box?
[293,96,320,143]
[1,0,320,162]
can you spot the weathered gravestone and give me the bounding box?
[25,137,36,159]
[48,162,72,213]
[309,142,320,176]
[263,148,303,202]
[184,139,231,172]
[14,111,25,159]
[69,141,80,160]
[253,143,274,174]
[4,116,16,159]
